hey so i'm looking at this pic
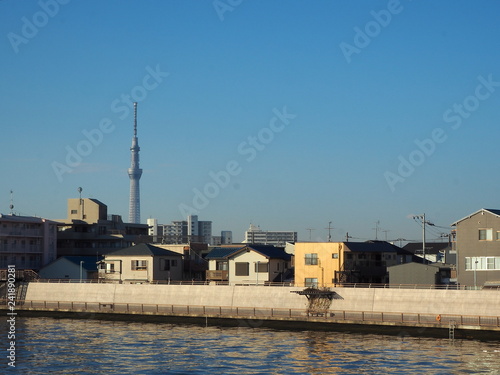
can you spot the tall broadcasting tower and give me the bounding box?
[128,102,143,223]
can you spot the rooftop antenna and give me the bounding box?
[325,221,334,242]
[382,229,390,241]
[372,220,380,240]
[306,228,315,241]
[9,190,14,215]
[77,187,85,220]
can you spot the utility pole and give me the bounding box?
[345,232,352,242]
[413,214,428,263]
[325,222,334,242]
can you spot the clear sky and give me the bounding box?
[1,0,500,243]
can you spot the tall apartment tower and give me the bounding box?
[128,102,143,224]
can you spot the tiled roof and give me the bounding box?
[344,241,401,253]
[246,245,291,260]
[62,256,104,270]
[205,245,291,261]
[205,246,243,259]
[105,243,182,257]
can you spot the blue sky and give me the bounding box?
[1,0,500,243]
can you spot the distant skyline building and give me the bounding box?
[128,102,143,224]
[243,224,297,246]
[147,215,231,245]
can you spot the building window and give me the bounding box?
[106,263,115,273]
[216,261,228,271]
[487,258,495,270]
[305,278,318,287]
[71,210,78,214]
[131,260,148,270]
[332,253,339,259]
[479,229,493,241]
[465,257,500,271]
[255,262,269,273]
[235,262,249,276]
[305,253,318,265]
[163,259,171,271]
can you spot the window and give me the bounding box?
[305,278,318,287]
[71,210,78,214]
[235,262,249,276]
[305,253,318,265]
[106,263,115,273]
[479,229,493,240]
[131,260,148,270]
[216,261,228,271]
[487,258,495,270]
[465,257,500,270]
[255,262,268,273]
[163,259,171,271]
[332,253,339,259]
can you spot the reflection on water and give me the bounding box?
[1,317,500,374]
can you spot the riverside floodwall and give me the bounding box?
[24,283,500,317]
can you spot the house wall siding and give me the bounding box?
[455,211,500,286]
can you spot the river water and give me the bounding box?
[2,316,500,374]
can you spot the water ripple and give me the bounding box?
[1,317,500,374]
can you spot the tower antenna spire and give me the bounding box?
[134,102,138,137]
[128,102,143,223]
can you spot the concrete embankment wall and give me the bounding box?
[25,283,500,317]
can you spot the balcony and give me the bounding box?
[206,270,228,281]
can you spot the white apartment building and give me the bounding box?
[243,224,297,246]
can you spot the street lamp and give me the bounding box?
[80,261,84,283]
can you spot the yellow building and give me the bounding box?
[295,242,343,288]
[295,241,406,287]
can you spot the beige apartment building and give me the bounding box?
[57,198,148,257]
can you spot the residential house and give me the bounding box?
[98,243,183,283]
[154,242,208,280]
[295,241,416,288]
[205,245,292,285]
[451,208,500,288]
[38,256,103,280]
